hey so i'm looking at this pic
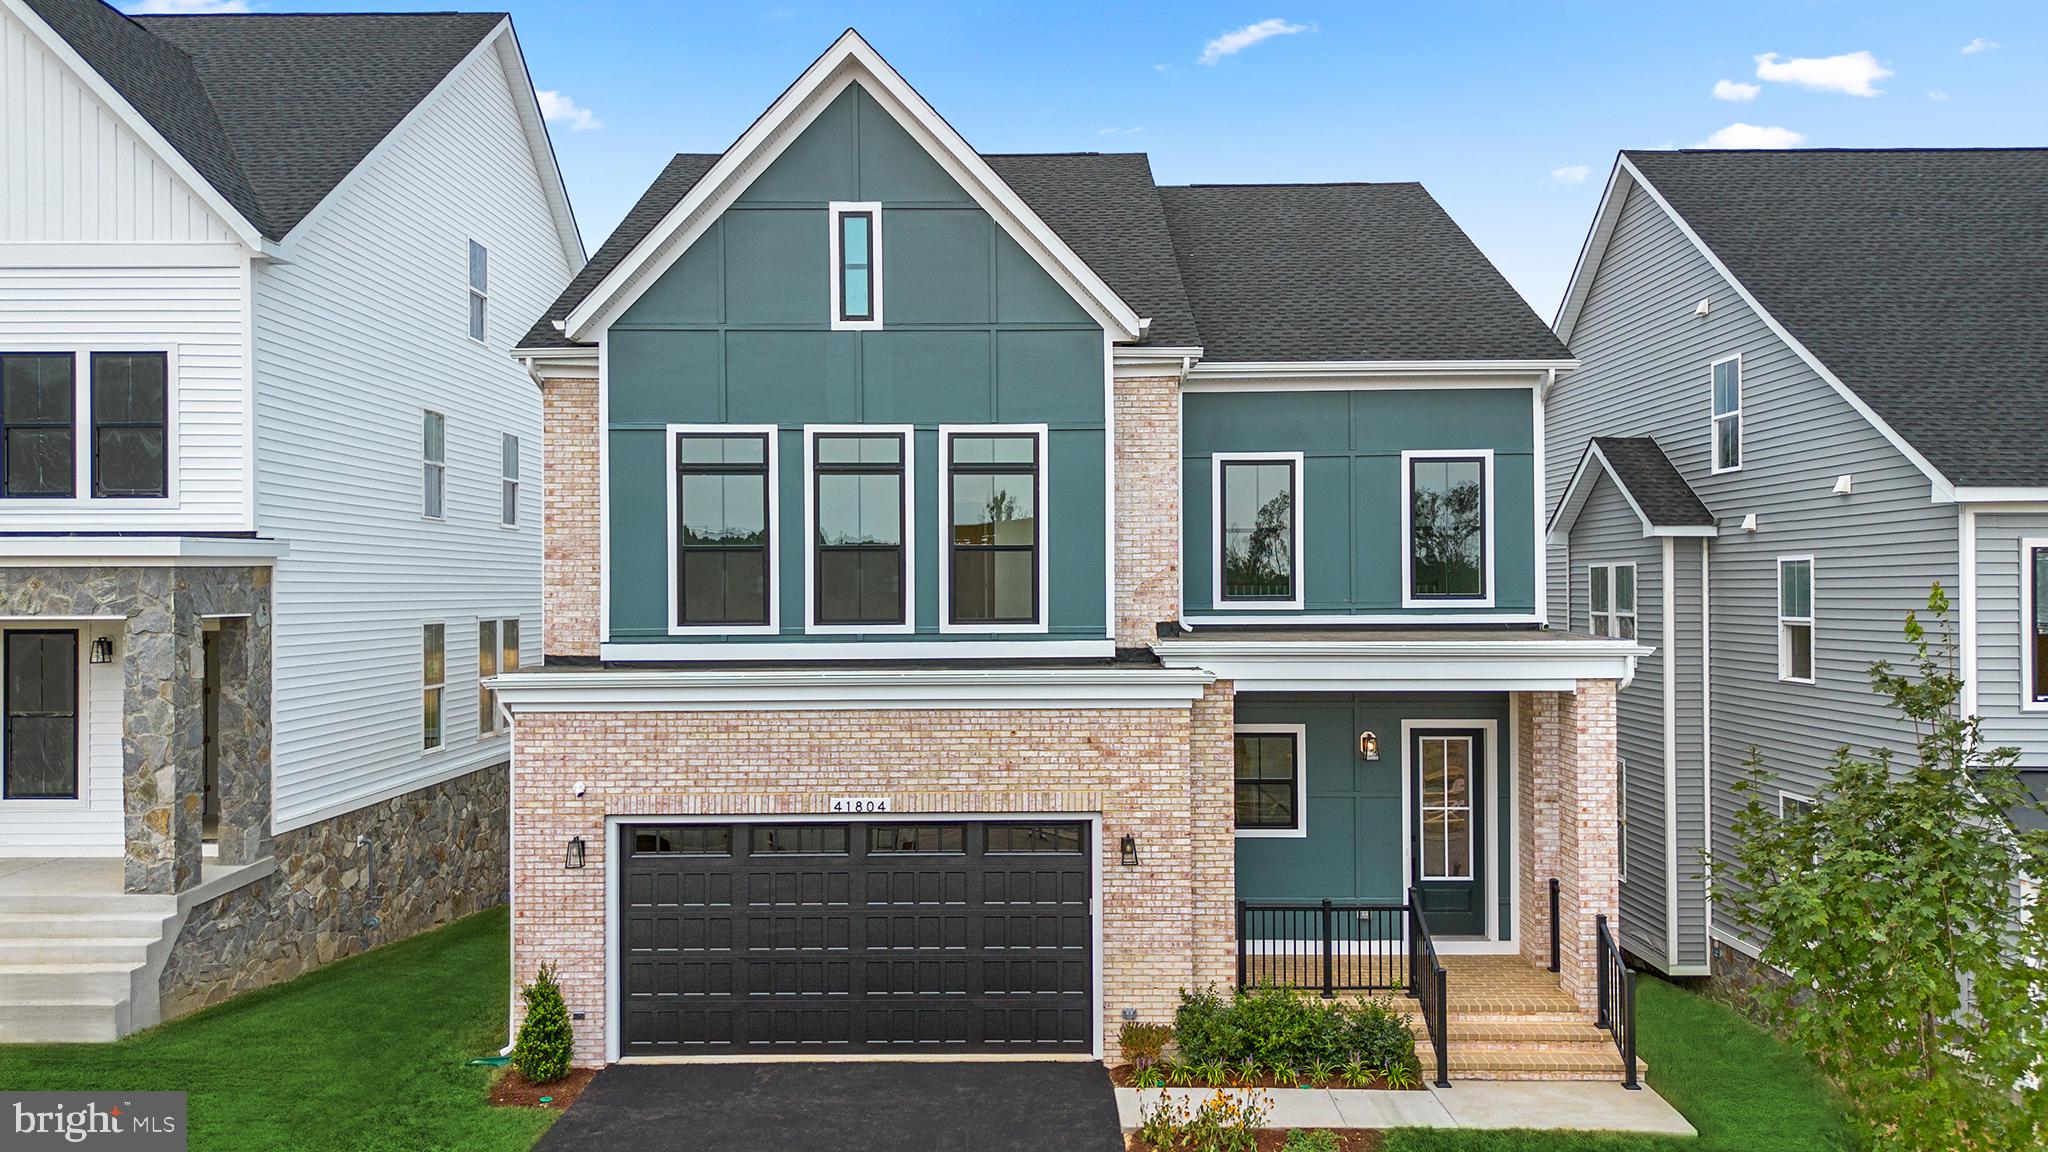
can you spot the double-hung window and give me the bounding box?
[809,429,908,629]
[1589,563,1636,639]
[2030,543,2048,706]
[478,618,518,735]
[467,240,488,343]
[500,434,520,527]
[1778,557,1814,683]
[829,202,882,329]
[2,630,79,800]
[1233,724,1306,836]
[1711,355,1742,472]
[1,352,169,500]
[1404,451,1492,605]
[1214,453,1302,609]
[673,430,774,630]
[422,623,445,750]
[1,353,76,498]
[422,410,446,519]
[90,353,167,498]
[945,428,1045,629]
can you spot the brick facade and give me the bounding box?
[540,375,600,658]
[1113,373,1182,647]
[1514,681,1623,1011]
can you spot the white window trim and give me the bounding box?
[0,624,91,810]
[1232,722,1308,839]
[665,424,781,637]
[803,424,915,636]
[1210,451,1306,611]
[0,345,181,508]
[938,424,1050,635]
[1710,353,1742,475]
[1777,554,1816,684]
[2022,538,2048,712]
[467,239,488,345]
[1414,731,1479,881]
[1589,561,1637,639]
[500,433,520,529]
[1778,790,1814,818]
[422,622,446,753]
[422,408,446,522]
[827,201,883,332]
[479,617,518,737]
[1400,448,1496,609]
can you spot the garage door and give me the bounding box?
[619,820,1094,1056]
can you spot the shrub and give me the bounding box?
[1171,985,1419,1080]
[511,963,574,1084]
[1136,1089,1269,1152]
[1120,1020,1174,1069]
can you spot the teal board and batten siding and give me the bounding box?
[604,83,1107,645]
[1183,389,1538,618]
[1970,512,2048,762]
[1234,694,1513,942]
[1546,181,1958,948]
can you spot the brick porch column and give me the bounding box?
[1516,681,1622,1011]
[1187,679,1236,991]
[122,571,205,894]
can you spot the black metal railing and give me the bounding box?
[1407,889,1450,1088]
[1236,899,1410,995]
[1595,914,1639,1089]
[1548,878,1561,973]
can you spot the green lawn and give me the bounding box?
[0,906,552,1152]
[1383,976,1856,1152]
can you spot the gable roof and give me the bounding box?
[1560,148,2048,491]
[1549,436,1716,541]
[19,0,542,245]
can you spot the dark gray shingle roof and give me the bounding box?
[26,0,504,240]
[1625,148,2048,489]
[1592,436,1714,527]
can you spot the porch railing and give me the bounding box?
[1407,888,1450,1088]
[1595,913,1640,1089]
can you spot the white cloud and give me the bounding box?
[1097,126,1144,136]
[121,0,250,11]
[1928,88,1953,101]
[1753,50,1892,97]
[1713,79,1760,102]
[1154,63,1171,74]
[1549,165,1592,184]
[1697,122,1807,149]
[1961,37,1998,54]
[536,90,603,132]
[1198,18,1312,65]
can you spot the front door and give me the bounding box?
[1411,728,1485,937]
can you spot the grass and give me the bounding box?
[1381,976,1856,1152]
[0,906,552,1152]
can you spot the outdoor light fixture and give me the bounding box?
[564,836,586,870]
[1360,731,1380,761]
[89,636,115,665]
[1120,834,1139,867]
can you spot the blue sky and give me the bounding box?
[129,1,2045,317]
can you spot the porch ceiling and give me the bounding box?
[1153,628,1646,692]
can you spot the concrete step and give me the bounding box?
[0,892,176,917]
[0,913,173,940]
[0,938,157,965]
[0,1001,129,1044]
[0,963,140,1000]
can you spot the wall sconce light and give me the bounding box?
[1359,731,1380,761]
[564,836,586,870]
[89,636,115,665]
[1120,834,1139,867]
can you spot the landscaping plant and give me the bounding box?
[1711,587,2048,1152]
[1135,1088,1270,1152]
[1171,984,1420,1086]
[511,962,575,1084]
[1121,1020,1175,1071]
[1279,1131,1342,1152]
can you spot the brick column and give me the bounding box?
[1113,373,1181,648]
[1515,683,1621,1011]
[541,376,601,659]
[1187,680,1236,992]
[1515,691,1562,971]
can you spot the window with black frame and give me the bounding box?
[3,631,78,800]
[1218,459,1296,602]
[91,353,167,498]
[2034,548,2048,703]
[1,353,76,498]
[1409,455,1487,599]
[950,433,1039,625]
[676,433,771,626]
[813,433,904,625]
[838,211,875,323]
[1233,730,1299,830]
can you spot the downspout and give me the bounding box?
[1662,536,1680,968]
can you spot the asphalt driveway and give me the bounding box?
[533,1060,1125,1152]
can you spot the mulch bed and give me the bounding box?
[1109,1065,1414,1091]
[489,1066,598,1110]
[1130,1132,1383,1151]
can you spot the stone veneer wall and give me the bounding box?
[510,690,1237,1067]
[541,375,600,658]
[1113,373,1183,648]
[1514,681,1622,1012]
[159,763,509,1020]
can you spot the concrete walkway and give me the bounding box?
[1116,1082,1696,1136]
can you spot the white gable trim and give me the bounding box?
[1553,154,1956,501]
[561,30,1142,343]
[1546,439,1717,542]
[1,0,268,252]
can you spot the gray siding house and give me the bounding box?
[1544,148,2048,977]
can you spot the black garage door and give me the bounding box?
[619,820,1093,1055]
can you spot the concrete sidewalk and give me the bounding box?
[1116,1082,1696,1136]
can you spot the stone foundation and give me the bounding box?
[1703,937,1785,1023]
[159,763,509,1020]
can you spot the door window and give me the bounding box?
[1418,734,1474,881]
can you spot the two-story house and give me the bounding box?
[1544,148,2048,980]
[499,31,1643,1079]
[0,0,579,1041]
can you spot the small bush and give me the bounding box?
[511,963,573,1084]
[1120,1020,1174,1069]
[1170,985,1419,1080]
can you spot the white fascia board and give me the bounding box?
[1552,156,1630,341]
[1185,360,1576,383]
[1112,346,1202,379]
[490,666,1214,712]
[517,349,601,382]
[1954,489,2048,505]
[1,0,269,253]
[491,21,587,268]
[1153,638,1646,692]
[0,536,289,564]
[563,31,1141,343]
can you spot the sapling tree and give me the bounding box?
[512,963,574,1084]
[1711,586,2048,1152]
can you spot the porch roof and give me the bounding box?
[1152,627,1646,692]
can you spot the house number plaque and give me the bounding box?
[829,797,891,813]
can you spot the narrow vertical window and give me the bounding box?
[1407,453,1490,602]
[477,619,498,735]
[1,353,76,498]
[2,630,78,800]
[948,432,1040,625]
[1712,356,1742,472]
[500,433,520,527]
[676,433,771,626]
[467,240,488,342]
[2032,547,2048,703]
[422,623,445,750]
[90,352,167,498]
[1589,563,1636,639]
[1216,456,1300,606]
[422,410,446,519]
[828,202,882,329]
[1778,557,1814,682]
[813,433,905,625]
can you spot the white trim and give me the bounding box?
[1185,360,1575,382]
[1546,438,1718,542]
[497,664,1205,712]
[1587,561,1637,640]
[1210,452,1306,611]
[1955,488,2048,504]
[466,238,489,345]
[1616,754,1630,883]
[1104,330,1118,643]
[0,624,89,810]
[1399,719,1502,940]
[827,202,883,331]
[1777,790,1814,819]
[0,537,287,564]
[1111,346,1200,380]
[1775,555,1816,684]
[2020,537,2048,712]
[938,424,1050,634]
[599,639,1115,663]
[1661,537,1680,966]
[1709,354,1742,475]
[1505,694,1520,946]
[665,425,781,637]
[1699,543,1714,951]
[1155,637,1645,694]
[1959,508,1977,715]
[1184,613,1546,627]
[599,329,612,644]
[1231,722,1307,839]
[500,432,521,529]
[1400,449,1496,609]
[1533,381,1548,624]
[802,425,915,634]
[421,407,447,521]
[421,621,447,752]
[0,346,182,510]
[1709,925,1765,961]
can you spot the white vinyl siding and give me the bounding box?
[1966,515,2048,759]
